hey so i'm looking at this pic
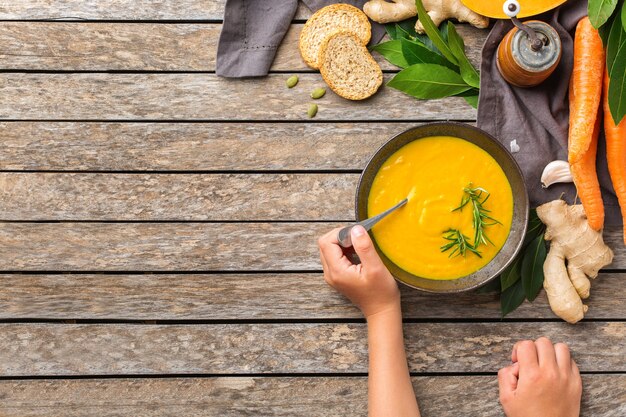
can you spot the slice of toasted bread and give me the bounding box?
[299,4,371,70]
[319,31,383,101]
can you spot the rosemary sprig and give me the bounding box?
[453,184,502,248]
[440,229,482,258]
[440,183,501,258]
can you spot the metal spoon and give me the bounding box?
[337,198,409,248]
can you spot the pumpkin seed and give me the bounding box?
[307,103,318,118]
[285,75,299,88]
[310,87,326,99]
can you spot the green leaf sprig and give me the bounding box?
[439,184,500,258]
[370,0,480,108]
[440,229,482,258]
[589,0,626,123]
[453,184,502,248]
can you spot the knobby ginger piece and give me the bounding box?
[363,0,488,33]
[536,200,613,323]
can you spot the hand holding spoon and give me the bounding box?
[337,198,409,248]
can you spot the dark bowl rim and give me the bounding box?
[355,122,529,293]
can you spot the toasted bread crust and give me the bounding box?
[319,31,383,101]
[298,4,371,69]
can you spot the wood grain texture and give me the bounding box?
[0,73,476,121]
[0,272,623,320]
[0,375,623,417]
[1,223,625,271]
[0,0,312,21]
[0,173,357,221]
[0,23,217,71]
[0,222,328,271]
[0,122,422,171]
[0,22,484,71]
[0,322,623,375]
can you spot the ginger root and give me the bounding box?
[363,0,488,33]
[536,200,613,324]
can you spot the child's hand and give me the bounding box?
[318,225,400,318]
[498,337,582,417]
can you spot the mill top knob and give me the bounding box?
[497,20,562,88]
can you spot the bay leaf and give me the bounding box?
[608,48,626,123]
[385,23,398,40]
[523,209,546,249]
[500,256,522,292]
[400,38,457,70]
[396,17,419,39]
[386,20,419,41]
[599,13,614,45]
[501,280,526,317]
[371,40,409,68]
[415,0,458,64]
[395,23,414,40]
[606,12,625,73]
[521,233,547,302]
[415,23,449,55]
[462,94,479,108]
[446,22,480,89]
[387,63,471,99]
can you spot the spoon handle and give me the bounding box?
[337,198,408,248]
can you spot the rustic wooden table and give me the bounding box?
[0,1,624,416]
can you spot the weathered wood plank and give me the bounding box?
[1,223,625,271]
[0,122,420,171]
[0,173,357,221]
[0,222,327,271]
[0,0,312,21]
[0,23,218,71]
[0,273,623,320]
[0,23,484,71]
[0,74,476,121]
[0,322,623,375]
[0,375,622,417]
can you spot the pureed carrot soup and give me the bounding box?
[368,136,514,280]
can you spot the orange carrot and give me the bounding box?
[570,108,604,231]
[603,69,626,243]
[568,17,605,164]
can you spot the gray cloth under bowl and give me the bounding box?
[477,0,621,225]
[217,0,386,78]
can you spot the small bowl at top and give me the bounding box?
[355,122,529,293]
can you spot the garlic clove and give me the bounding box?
[541,160,572,188]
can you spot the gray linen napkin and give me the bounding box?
[217,0,386,77]
[477,0,621,225]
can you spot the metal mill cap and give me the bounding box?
[511,21,561,73]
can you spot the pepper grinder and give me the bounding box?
[497,0,562,87]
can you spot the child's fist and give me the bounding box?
[498,337,582,417]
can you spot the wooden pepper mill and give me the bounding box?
[497,1,562,87]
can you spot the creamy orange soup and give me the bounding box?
[368,136,514,280]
